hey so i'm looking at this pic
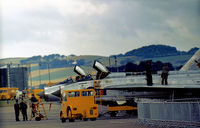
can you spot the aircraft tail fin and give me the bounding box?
[180,49,200,71]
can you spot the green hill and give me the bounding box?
[122,45,199,58]
[0,57,27,66]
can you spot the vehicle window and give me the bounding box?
[82,91,93,96]
[76,92,80,97]
[62,92,67,101]
[68,91,80,97]
[0,90,7,93]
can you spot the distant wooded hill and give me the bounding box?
[113,45,199,58]
[1,44,199,69]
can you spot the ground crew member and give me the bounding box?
[20,99,28,121]
[195,60,200,68]
[145,60,153,86]
[14,99,20,121]
[198,63,200,68]
[161,63,169,85]
[30,94,38,117]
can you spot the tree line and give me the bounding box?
[107,61,178,72]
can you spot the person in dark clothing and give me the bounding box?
[20,99,28,121]
[161,63,169,85]
[30,94,38,117]
[197,61,200,68]
[14,99,20,121]
[145,60,153,86]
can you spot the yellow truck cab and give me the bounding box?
[0,87,18,100]
[60,89,98,122]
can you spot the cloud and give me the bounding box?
[55,0,108,16]
[1,0,200,58]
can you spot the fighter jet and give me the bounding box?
[40,49,200,106]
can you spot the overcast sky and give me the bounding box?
[0,0,200,58]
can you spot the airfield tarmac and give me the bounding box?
[0,102,158,128]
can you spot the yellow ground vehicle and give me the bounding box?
[0,87,18,100]
[60,89,98,122]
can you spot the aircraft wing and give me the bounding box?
[105,84,200,91]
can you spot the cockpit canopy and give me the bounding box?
[74,65,87,77]
[93,60,110,79]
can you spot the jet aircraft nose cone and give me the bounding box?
[52,89,61,97]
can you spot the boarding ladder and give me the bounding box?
[30,102,48,121]
[93,79,103,113]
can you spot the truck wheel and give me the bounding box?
[83,118,88,121]
[60,111,66,123]
[61,118,66,123]
[60,111,63,119]
[68,109,74,122]
[90,118,96,121]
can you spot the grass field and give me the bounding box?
[0,57,27,65]
[28,66,97,87]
